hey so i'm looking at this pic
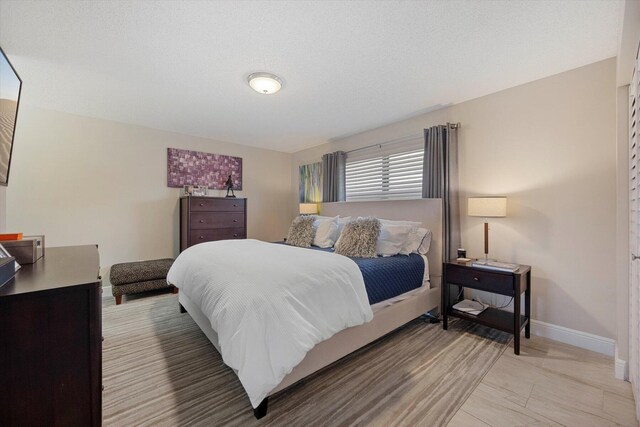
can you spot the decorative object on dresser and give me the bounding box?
[443,259,531,354]
[0,245,102,426]
[167,147,242,190]
[0,232,22,240]
[2,235,44,264]
[109,258,175,305]
[467,196,507,263]
[193,185,208,196]
[180,196,247,251]
[224,174,235,198]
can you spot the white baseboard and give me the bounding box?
[615,344,630,380]
[530,319,615,357]
[101,285,112,298]
[615,357,629,380]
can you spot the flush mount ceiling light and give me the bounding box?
[247,72,282,95]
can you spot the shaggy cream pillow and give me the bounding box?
[334,217,381,258]
[286,215,316,248]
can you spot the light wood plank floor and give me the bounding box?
[448,336,638,427]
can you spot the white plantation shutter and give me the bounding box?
[345,138,424,201]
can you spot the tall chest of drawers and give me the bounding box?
[180,196,247,251]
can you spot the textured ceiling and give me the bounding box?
[0,0,623,153]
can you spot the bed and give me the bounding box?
[170,199,443,419]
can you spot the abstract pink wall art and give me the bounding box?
[167,148,243,190]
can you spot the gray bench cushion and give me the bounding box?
[110,258,174,286]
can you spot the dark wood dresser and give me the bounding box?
[0,245,102,426]
[180,196,247,251]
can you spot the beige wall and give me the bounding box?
[293,58,617,339]
[5,105,293,279]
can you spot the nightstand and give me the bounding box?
[442,260,532,355]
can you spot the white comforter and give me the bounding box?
[167,239,373,407]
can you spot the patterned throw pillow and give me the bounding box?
[334,217,381,258]
[286,215,316,248]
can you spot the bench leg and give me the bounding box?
[115,295,122,305]
[171,286,179,294]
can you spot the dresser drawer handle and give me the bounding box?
[473,277,479,281]
[199,219,205,223]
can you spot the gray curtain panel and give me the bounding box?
[322,151,346,202]
[422,124,461,262]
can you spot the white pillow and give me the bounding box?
[312,216,339,248]
[375,219,421,257]
[402,227,432,255]
[337,216,352,232]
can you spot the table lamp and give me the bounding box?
[468,197,507,263]
[299,203,318,215]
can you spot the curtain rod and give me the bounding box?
[345,122,460,155]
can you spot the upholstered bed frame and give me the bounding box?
[178,198,443,419]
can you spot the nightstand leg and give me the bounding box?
[514,282,521,355]
[525,271,531,339]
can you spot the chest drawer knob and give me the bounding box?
[474,277,479,281]
[199,236,204,240]
[199,219,205,223]
[199,203,204,207]
[233,233,238,237]
[233,204,238,207]
[233,219,238,222]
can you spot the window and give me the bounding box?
[345,138,424,201]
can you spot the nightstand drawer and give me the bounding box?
[445,265,514,296]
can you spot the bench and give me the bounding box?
[109,258,175,304]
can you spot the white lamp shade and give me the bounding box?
[299,203,318,215]
[468,197,507,217]
[248,72,282,94]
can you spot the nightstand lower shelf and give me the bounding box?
[448,307,529,334]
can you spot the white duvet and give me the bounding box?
[167,239,373,408]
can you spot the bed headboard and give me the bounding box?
[320,199,443,287]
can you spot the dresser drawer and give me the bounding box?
[446,265,514,296]
[190,228,246,244]
[190,198,245,212]
[191,213,245,229]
